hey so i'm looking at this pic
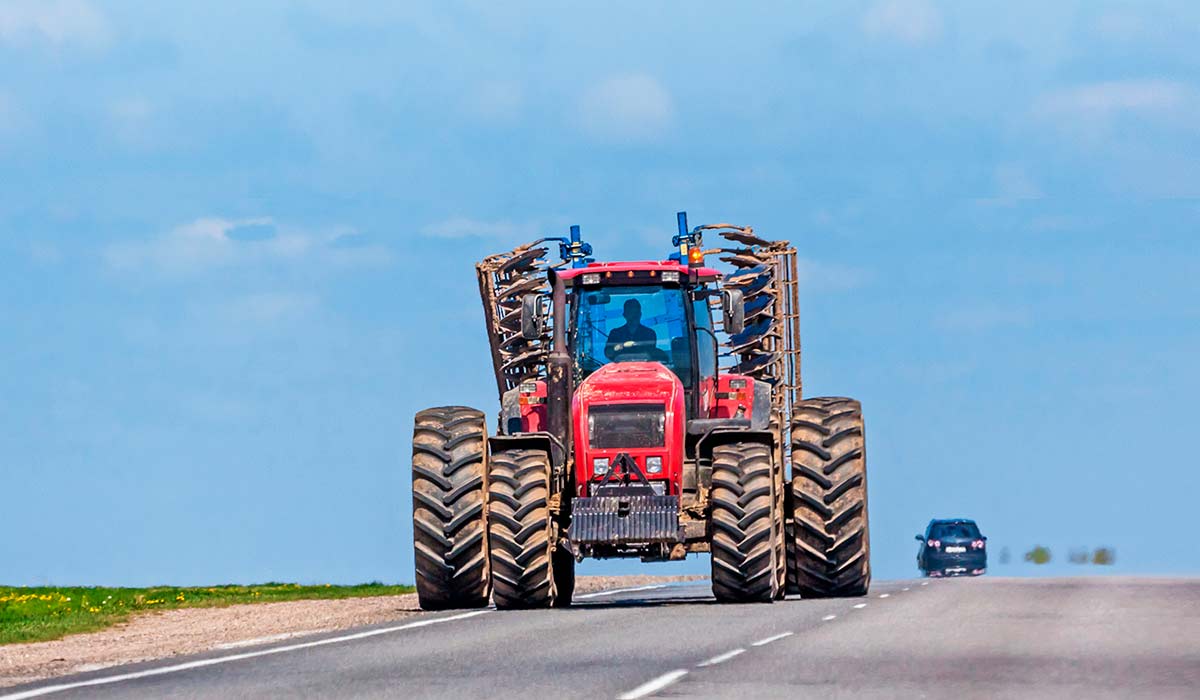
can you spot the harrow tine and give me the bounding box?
[719,230,777,248]
[734,353,777,373]
[498,247,549,274]
[501,347,548,373]
[721,253,768,269]
[729,317,775,349]
[743,294,773,320]
[728,273,775,297]
[497,275,547,300]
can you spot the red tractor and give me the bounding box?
[411,214,870,608]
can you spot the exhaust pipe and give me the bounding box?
[546,271,571,450]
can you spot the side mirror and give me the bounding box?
[520,294,545,341]
[915,535,925,542]
[722,289,745,335]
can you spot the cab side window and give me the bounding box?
[693,297,717,380]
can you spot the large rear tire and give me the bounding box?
[710,442,781,603]
[488,448,557,609]
[411,406,491,610]
[790,397,871,598]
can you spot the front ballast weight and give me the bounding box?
[571,453,683,557]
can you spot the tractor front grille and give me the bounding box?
[587,404,666,448]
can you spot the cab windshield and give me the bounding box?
[571,284,693,383]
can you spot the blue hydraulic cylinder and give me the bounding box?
[561,224,593,268]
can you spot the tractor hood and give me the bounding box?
[571,362,687,497]
[574,362,683,406]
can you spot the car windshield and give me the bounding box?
[931,522,981,539]
[572,284,692,383]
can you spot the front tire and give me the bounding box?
[710,442,782,603]
[790,397,871,598]
[488,448,557,609]
[411,406,491,610]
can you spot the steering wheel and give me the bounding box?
[611,342,669,363]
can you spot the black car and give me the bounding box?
[916,519,987,577]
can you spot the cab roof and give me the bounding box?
[558,260,721,282]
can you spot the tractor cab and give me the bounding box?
[559,260,738,419]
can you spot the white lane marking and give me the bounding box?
[214,630,333,651]
[853,603,868,609]
[0,611,491,700]
[879,594,890,599]
[903,587,911,591]
[618,669,688,699]
[822,614,837,621]
[921,582,930,586]
[697,648,746,667]
[576,584,668,600]
[751,632,794,647]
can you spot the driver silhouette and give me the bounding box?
[605,299,658,361]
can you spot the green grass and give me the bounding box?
[0,582,414,645]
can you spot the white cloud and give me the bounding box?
[110,97,152,122]
[577,74,674,142]
[106,217,279,273]
[1091,11,1148,43]
[862,0,942,45]
[976,164,1043,206]
[107,97,158,147]
[29,241,62,264]
[470,81,523,123]
[994,165,1041,200]
[421,217,531,239]
[1033,79,1195,135]
[222,292,320,323]
[0,0,110,47]
[0,92,15,137]
[935,304,1031,333]
[105,217,388,275]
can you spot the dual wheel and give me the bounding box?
[412,407,571,610]
[710,397,871,602]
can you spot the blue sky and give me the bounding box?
[2,1,1197,586]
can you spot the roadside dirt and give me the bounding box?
[0,575,707,688]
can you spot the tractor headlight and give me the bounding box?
[645,456,663,474]
[593,457,610,475]
[582,273,601,285]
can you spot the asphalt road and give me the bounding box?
[4,577,1198,699]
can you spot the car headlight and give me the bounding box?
[593,457,610,475]
[645,456,663,474]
